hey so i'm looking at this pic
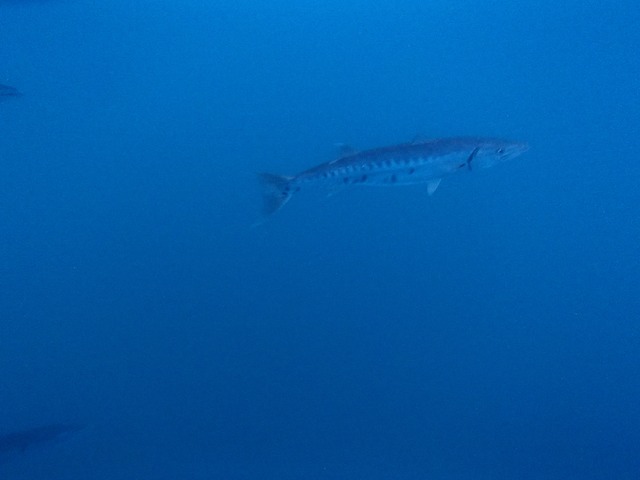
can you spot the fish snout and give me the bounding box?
[502,142,529,161]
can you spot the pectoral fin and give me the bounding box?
[427,179,441,195]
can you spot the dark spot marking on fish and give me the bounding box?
[390,174,397,183]
[408,168,415,174]
[343,177,349,184]
[361,175,367,182]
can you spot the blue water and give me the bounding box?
[1,1,639,478]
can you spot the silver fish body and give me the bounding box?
[258,137,528,215]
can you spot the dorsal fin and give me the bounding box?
[411,134,431,145]
[334,143,358,157]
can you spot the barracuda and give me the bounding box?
[258,136,529,215]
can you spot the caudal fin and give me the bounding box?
[257,173,295,215]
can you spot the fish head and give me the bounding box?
[474,139,529,168]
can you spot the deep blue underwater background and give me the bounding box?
[1,1,639,478]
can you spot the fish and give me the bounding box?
[0,423,84,455]
[0,84,22,101]
[258,136,529,215]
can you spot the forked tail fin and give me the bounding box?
[257,173,295,215]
